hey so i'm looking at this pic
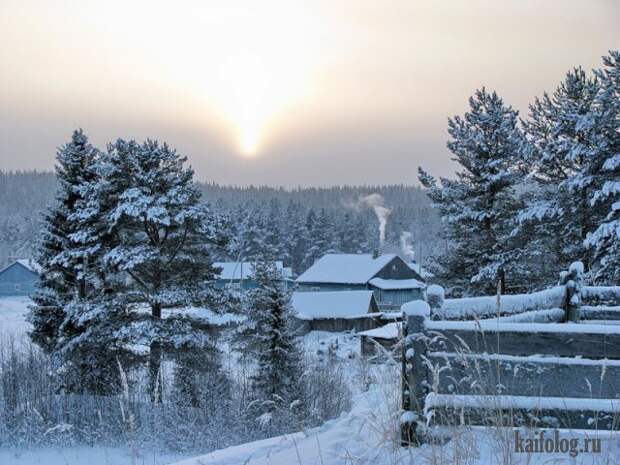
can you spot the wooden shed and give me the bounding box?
[292,290,383,332]
[359,322,401,357]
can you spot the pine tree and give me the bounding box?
[237,206,269,261]
[517,67,602,282]
[302,208,338,271]
[96,138,226,401]
[585,51,620,283]
[283,201,308,274]
[419,89,524,295]
[241,261,305,433]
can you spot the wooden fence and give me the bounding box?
[401,263,620,445]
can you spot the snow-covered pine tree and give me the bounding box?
[302,208,338,271]
[29,129,101,351]
[518,67,602,281]
[238,206,270,261]
[418,89,524,295]
[98,138,226,402]
[240,260,305,433]
[283,200,309,274]
[585,51,620,283]
[262,198,285,261]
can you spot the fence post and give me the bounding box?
[426,284,445,320]
[560,261,583,322]
[401,300,430,446]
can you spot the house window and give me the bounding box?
[14,284,21,291]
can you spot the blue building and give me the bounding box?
[0,259,41,297]
[295,253,426,310]
[212,261,293,291]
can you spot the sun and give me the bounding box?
[218,53,272,158]
[165,2,322,158]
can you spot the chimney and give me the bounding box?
[372,249,379,259]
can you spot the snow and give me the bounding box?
[0,446,187,465]
[435,286,566,320]
[172,377,401,465]
[302,330,361,361]
[162,307,243,326]
[0,259,41,275]
[425,393,620,414]
[425,319,620,334]
[402,300,430,318]
[295,253,398,284]
[430,351,620,367]
[582,286,620,302]
[358,322,401,340]
[494,307,565,323]
[569,261,585,275]
[213,261,292,281]
[173,382,620,465]
[291,290,375,320]
[0,296,32,339]
[368,277,425,290]
[426,284,445,301]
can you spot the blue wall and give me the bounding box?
[0,263,39,297]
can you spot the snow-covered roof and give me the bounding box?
[0,259,41,275]
[213,261,292,281]
[407,261,434,279]
[358,322,401,339]
[369,277,426,290]
[296,253,399,284]
[292,291,376,320]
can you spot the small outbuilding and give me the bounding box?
[0,259,40,297]
[292,290,383,332]
[358,322,402,358]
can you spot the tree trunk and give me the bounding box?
[498,267,506,295]
[149,302,162,403]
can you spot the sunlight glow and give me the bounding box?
[171,2,322,157]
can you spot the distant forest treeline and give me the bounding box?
[0,170,444,273]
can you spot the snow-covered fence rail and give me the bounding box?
[433,285,566,321]
[430,262,591,322]
[401,264,620,445]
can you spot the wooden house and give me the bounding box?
[212,261,293,291]
[0,259,40,297]
[291,290,384,332]
[295,253,426,309]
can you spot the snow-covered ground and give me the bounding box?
[0,296,32,340]
[3,298,619,465]
[172,381,620,465]
[0,446,188,465]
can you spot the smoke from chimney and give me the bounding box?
[360,193,391,248]
[400,231,415,262]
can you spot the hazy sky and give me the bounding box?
[1,0,618,186]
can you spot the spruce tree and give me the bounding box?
[30,129,100,351]
[419,89,524,295]
[241,260,305,433]
[585,51,620,283]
